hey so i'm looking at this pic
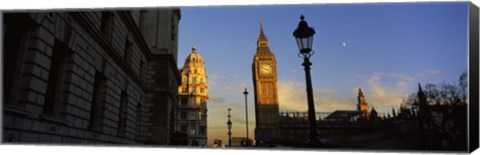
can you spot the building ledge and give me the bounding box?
[3,104,30,116]
[40,114,70,125]
[89,126,104,134]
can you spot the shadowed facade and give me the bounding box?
[3,9,181,145]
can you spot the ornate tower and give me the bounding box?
[357,88,369,118]
[252,22,280,144]
[177,46,208,146]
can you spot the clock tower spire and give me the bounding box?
[258,19,268,47]
[357,88,369,118]
[252,20,280,145]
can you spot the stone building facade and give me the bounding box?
[176,46,208,146]
[2,9,181,145]
[252,22,280,145]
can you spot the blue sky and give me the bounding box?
[176,2,468,145]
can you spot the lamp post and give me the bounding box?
[243,88,249,146]
[227,108,232,147]
[293,15,322,147]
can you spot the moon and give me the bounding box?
[342,42,347,47]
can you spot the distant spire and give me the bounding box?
[417,83,423,92]
[260,18,262,28]
[417,83,427,106]
[358,88,364,96]
[258,19,267,41]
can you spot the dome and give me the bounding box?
[184,46,204,67]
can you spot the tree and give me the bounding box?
[401,92,417,107]
[401,71,468,150]
[458,71,467,103]
[424,83,440,105]
[402,71,467,106]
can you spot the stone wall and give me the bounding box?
[3,8,180,145]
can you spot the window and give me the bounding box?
[181,98,187,107]
[199,126,206,135]
[118,91,128,136]
[262,84,266,95]
[100,12,113,37]
[180,125,187,132]
[44,40,70,116]
[200,88,204,93]
[180,111,187,119]
[139,60,144,78]
[3,15,31,105]
[190,126,196,135]
[199,78,203,83]
[182,76,187,83]
[136,100,142,132]
[192,87,196,94]
[181,87,187,93]
[198,112,203,120]
[267,84,271,95]
[192,77,196,83]
[200,98,206,105]
[124,37,132,65]
[89,71,106,129]
[189,112,196,120]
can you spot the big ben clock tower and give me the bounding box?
[252,22,280,145]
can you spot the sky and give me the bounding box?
[176,2,468,145]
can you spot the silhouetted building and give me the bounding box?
[277,111,310,146]
[369,107,378,127]
[176,46,208,146]
[325,88,370,122]
[324,110,363,122]
[275,88,374,146]
[3,9,181,145]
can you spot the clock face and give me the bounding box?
[259,64,272,75]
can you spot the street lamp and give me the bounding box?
[293,15,322,147]
[243,88,250,146]
[293,15,316,58]
[227,108,232,147]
